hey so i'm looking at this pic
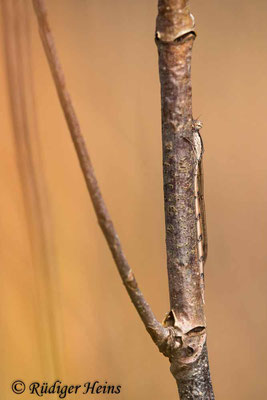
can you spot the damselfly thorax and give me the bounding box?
[192,120,207,303]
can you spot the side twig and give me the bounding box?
[32,0,168,348]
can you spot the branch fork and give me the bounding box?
[32,0,214,398]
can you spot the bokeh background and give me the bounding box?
[0,0,267,399]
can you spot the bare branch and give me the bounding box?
[156,0,215,398]
[32,0,215,397]
[32,0,168,348]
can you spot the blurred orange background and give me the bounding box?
[0,0,267,399]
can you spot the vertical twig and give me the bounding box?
[156,1,215,399]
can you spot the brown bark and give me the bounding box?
[156,1,215,399]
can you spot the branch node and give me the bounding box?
[156,0,196,42]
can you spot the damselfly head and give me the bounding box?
[193,119,203,131]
